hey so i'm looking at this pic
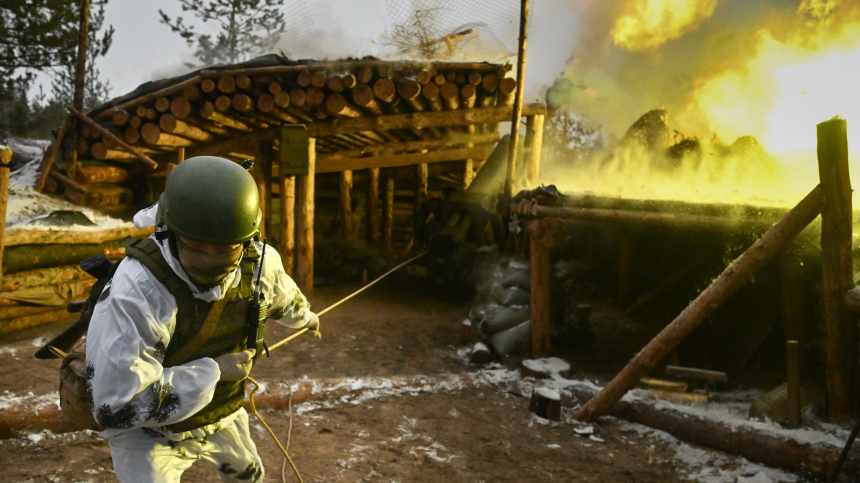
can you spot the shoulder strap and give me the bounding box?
[162,283,234,367]
[125,238,197,337]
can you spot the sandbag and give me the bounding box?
[500,266,530,290]
[490,320,531,357]
[483,306,530,334]
[492,285,530,307]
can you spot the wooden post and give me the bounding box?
[262,150,273,242]
[574,185,826,421]
[166,147,185,181]
[463,159,474,190]
[524,114,544,183]
[528,217,565,357]
[786,340,802,427]
[382,173,394,251]
[503,0,530,204]
[279,175,296,276]
[295,138,316,296]
[817,117,857,419]
[0,147,11,278]
[367,168,379,247]
[339,170,353,238]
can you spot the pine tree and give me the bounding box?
[159,0,286,67]
[0,0,114,137]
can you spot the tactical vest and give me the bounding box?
[125,238,259,433]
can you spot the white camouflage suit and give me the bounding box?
[86,205,312,483]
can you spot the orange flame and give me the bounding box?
[611,0,718,51]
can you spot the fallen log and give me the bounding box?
[574,185,826,421]
[2,240,125,275]
[0,308,76,336]
[566,385,859,481]
[73,164,129,184]
[0,265,93,292]
[3,226,153,247]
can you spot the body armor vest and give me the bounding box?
[125,238,259,433]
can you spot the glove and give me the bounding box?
[214,349,255,381]
[304,312,321,338]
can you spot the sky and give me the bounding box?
[32,0,579,106]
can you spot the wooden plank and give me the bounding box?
[382,174,394,251]
[317,146,486,173]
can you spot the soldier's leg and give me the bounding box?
[199,408,265,483]
[108,429,197,483]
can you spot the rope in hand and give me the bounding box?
[247,251,428,483]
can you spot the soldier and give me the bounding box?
[86,156,318,482]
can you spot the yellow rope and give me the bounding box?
[266,251,428,351]
[248,251,429,482]
[248,377,303,483]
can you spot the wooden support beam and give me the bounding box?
[257,144,274,241]
[519,205,774,231]
[573,185,826,421]
[524,114,544,183]
[817,117,857,419]
[367,168,379,247]
[316,146,487,173]
[528,217,565,357]
[505,0,531,204]
[280,175,296,276]
[316,132,499,163]
[68,107,157,169]
[187,129,276,159]
[295,138,316,296]
[36,115,73,192]
[0,147,11,277]
[339,170,353,239]
[302,103,546,138]
[382,174,394,251]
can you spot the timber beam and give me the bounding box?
[316,146,488,173]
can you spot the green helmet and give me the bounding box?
[157,156,262,244]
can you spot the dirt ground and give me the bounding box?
[0,274,810,482]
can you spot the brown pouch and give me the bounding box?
[56,345,104,432]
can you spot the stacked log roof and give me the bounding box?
[57,55,542,175]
